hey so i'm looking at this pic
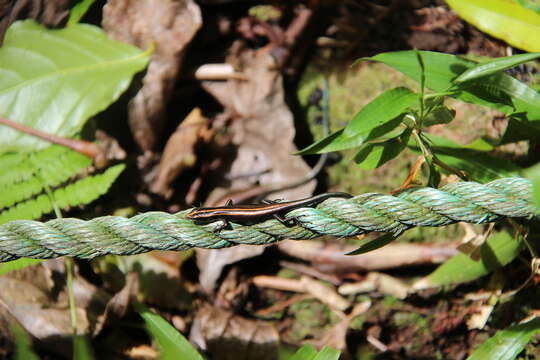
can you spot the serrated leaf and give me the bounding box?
[446,0,540,52]
[467,317,540,360]
[344,87,417,137]
[415,231,522,288]
[346,233,397,255]
[455,53,540,83]
[134,302,204,360]
[364,51,540,121]
[0,164,125,225]
[0,20,149,153]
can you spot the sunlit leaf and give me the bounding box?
[313,346,341,360]
[0,20,149,154]
[467,317,540,360]
[447,0,540,52]
[454,53,540,83]
[416,231,522,288]
[134,302,203,360]
[289,344,318,360]
[0,258,43,276]
[516,0,540,15]
[344,87,417,137]
[364,51,540,121]
[68,0,96,26]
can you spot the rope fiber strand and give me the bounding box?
[0,177,535,263]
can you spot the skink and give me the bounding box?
[187,192,353,227]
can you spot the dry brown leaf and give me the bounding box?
[202,43,315,202]
[189,305,279,360]
[103,0,202,151]
[197,245,266,294]
[278,239,458,273]
[150,107,212,198]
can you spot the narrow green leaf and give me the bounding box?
[346,233,397,255]
[455,53,540,83]
[289,344,318,360]
[12,325,39,360]
[422,105,455,127]
[67,0,96,26]
[419,231,522,287]
[0,20,150,153]
[355,128,411,169]
[344,87,417,137]
[408,134,520,182]
[73,335,95,360]
[296,129,366,155]
[0,258,43,276]
[134,302,204,360]
[364,51,540,121]
[312,346,340,360]
[467,317,540,360]
[446,0,540,52]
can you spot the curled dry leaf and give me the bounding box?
[103,0,202,151]
[150,107,213,198]
[190,304,279,360]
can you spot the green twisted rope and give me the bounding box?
[0,177,535,263]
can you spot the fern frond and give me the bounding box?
[0,145,92,209]
[0,164,125,225]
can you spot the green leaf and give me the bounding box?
[313,346,340,360]
[455,53,540,83]
[516,0,540,15]
[422,105,455,127]
[408,134,520,182]
[12,325,39,360]
[364,51,540,121]
[68,0,96,26]
[134,302,204,360]
[289,344,318,360]
[344,87,417,137]
[0,258,43,276]
[0,20,149,154]
[346,233,397,255]
[73,335,95,360]
[418,231,522,288]
[446,0,540,52]
[525,163,540,211]
[355,128,411,169]
[467,317,540,360]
